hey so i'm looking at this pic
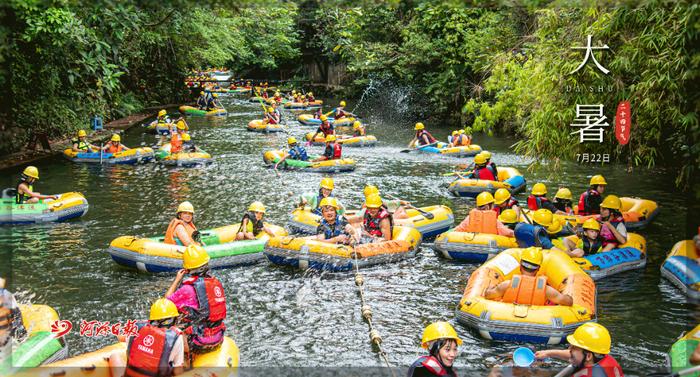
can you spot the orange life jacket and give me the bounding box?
[107,143,123,154]
[501,275,548,306]
[171,134,183,153]
[455,134,471,146]
[462,209,499,234]
[164,218,197,245]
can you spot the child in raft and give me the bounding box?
[562,219,604,258]
[315,197,358,244]
[236,202,277,240]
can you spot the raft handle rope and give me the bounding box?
[351,248,397,377]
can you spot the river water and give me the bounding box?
[1,95,696,374]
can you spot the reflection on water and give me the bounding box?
[1,96,693,372]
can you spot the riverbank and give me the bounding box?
[0,104,185,172]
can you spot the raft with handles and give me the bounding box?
[286,205,453,241]
[304,132,377,147]
[0,191,89,226]
[0,304,69,375]
[178,105,227,117]
[63,147,154,165]
[456,248,596,344]
[447,167,527,198]
[552,233,647,280]
[155,143,212,167]
[247,119,284,133]
[108,223,287,273]
[661,240,700,300]
[297,114,356,127]
[668,324,700,377]
[433,231,519,263]
[573,197,659,230]
[284,100,323,109]
[415,141,482,158]
[12,337,239,377]
[262,149,356,173]
[264,226,422,272]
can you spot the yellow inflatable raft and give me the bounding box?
[264,226,422,271]
[262,149,356,173]
[414,141,482,158]
[63,147,154,165]
[178,105,227,117]
[0,191,89,226]
[155,143,212,167]
[247,119,284,133]
[284,100,323,109]
[304,132,377,147]
[287,205,454,240]
[552,233,647,280]
[447,167,527,198]
[433,231,518,263]
[573,197,659,230]
[456,248,596,344]
[13,337,239,377]
[661,240,700,300]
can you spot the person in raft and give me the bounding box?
[334,100,351,119]
[196,91,208,110]
[553,187,575,215]
[264,106,279,125]
[236,201,276,240]
[157,109,172,125]
[535,323,624,377]
[72,129,99,152]
[299,178,344,216]
[316,197,357,244]
[484,247,574,306]
[164,201,200,247]
[352,121,366,136]
[480,150,498,178]
[309,115,335,143]
[578,175,607,216]
[563,218,604,258]
[467,153,496,181]
[453,192,514,237]
[498,209,519,232]
[312,134,342,162]
[514,209,563,250]
[493,188,521,218]
[408,322,461,377]
[360,194,393,242]
[597,195,628,251]
[101,134,130,154]
[275,137,309,169]
[170,122,188,153]
[360,185,409,220]
[207,93,223,110]
[181,133,196,153]
[165,245,226,354]
[15,166,58,204]
[411,122,437,147]
[527,183,561,213]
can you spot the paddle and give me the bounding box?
[384,194,434,220]
[99,143,104,164]
[647,364,700,377]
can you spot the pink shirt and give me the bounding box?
[167,285,199,311]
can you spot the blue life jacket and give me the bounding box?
[317,215,348,239]
[288,145,308,161]
[514,223,553,249]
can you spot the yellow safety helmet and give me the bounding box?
[182,133,191,142]
[248,201,266,213]
[589,175,607,186]
[582,218,601,231]
[213,93,218,98]
[414,122,425,130]
[275,92,280,96]
[177,201,194,214]
[532,208,553,227]
[158,109,167,117]
[474,153,487,165]
[600,195,622,211]
[308,92,313,96]
[200,91,204,95]
[493,188,511,205]
[22,166,39,179]
[452,130,459,136]
[547,220,563,235]
[267,107,274,113]
[458,129,465,134]
[353,121,362,130]
[365,194,383,209]
[421,322,462,349]
[531,182,547,196]
[520,247,544,267]
[287,136,297,145]
[320,177,335,190]
[363,185,379,198]
[566,322,611,355]
[111,134,121,142]
[320,115,328,121]
[176,122,187,130]
[326,134,337,142]
[182,244,210,270]
[498,209,518,224]
[481,151,492,160]
[340,100,346,107]
[78,129,87,137]
[475,192,495,207]
[554,188,572,201]
[292,90,297,94]
[319,197,339,209]
[149,298,179,321]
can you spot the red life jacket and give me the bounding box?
[527,195,550,211]
[335,108,347,118]
[494,198,519,215]
[578,189,601,216]
[266,113,278,124]
[182,276,227,324]
[501,275,548,306]
[363,208,392,238]
[332,143,342,159]
[572,355,624,377]
[408,355,457,377]
[125,325,181,377]
[320,123,333,136]
[473,166,496,181]
[416,130,437,144]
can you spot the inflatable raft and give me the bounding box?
[179,105,227,117]
[433,231,519,263]
[63,147,154,165]
[304,132,377,147]
[552,233,647,280]
[247,119,284,133]
[262,150,356,173]
[297,114,356,127]
[661,240,700,300]
[108,223,287,273]
[668,324,700,376]
[284,100,323,109]
[0,191,89,226]
[286,205,454,240]
[574,197,659,230]
[155,143,212,167]
[456,248,596,344]
[0,304,69,375]
[12,337,239,377]
[264,226,422,271]
[415,141,482,158]
[447,167,527,198]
